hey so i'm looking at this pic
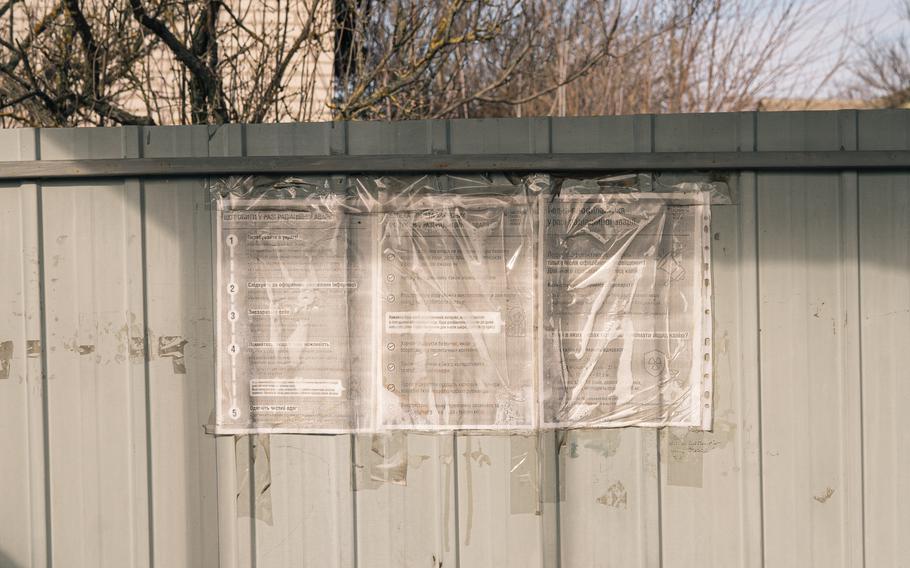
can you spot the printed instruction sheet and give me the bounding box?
[213,177,712,433]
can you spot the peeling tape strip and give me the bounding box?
[235,435,273,525]
[667,428,704,488]
[158,335,189,374]
[555,431,569,502]
[508,432,562,513]
[538,431,560,505]
[441,435,454,554]
[26,340,40,358]
[510,435,541,515]
[354,433,408,490]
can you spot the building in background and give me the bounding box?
[5,0,335,124]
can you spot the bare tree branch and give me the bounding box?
[250,0,321,122]
[127,0,227,122]
[0,0,849,127]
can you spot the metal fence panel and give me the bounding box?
[756,172,864,567]
[858,171,910,567]
[655,113,763,568]
[0,128,47,568]
[0,111,908,568]
[143,125,219,568]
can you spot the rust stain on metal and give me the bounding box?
[0,340,13,380]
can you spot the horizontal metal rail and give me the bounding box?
[0,150,909,180]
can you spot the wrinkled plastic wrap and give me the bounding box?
[212,174,712,434]
[542,178,712,429]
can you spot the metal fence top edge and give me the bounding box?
[0,107,906,130]
[1,151,909,181]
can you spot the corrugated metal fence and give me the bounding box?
[1,111,908,568]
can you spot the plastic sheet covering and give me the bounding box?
[212,174,712,434]
[542,177,713,429]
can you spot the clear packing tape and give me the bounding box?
[212,173,713,434]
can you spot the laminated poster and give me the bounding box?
[213,176,712,433]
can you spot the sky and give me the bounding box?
[784,0,907,98]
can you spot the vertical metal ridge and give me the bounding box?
[36,179,54,568]
[138,179,156,568]
[852,108,868,567]
[655,431,664,568]
[751,179,767,568]
[730,171,763,568]
[213,122,241,568]
[545,117,553,155]
[745,110,765,568]
[237,123,258,568]
[637,113,660,568]
[28,127,54,568]
[853,178,868,568]
[349,435,359,568]
[130,124,155,568]
[836,176,848,562]
[451,433,461,568]
[239,124,248,158]
[10,126,51,568]
[751,112,759,152]
[839,108,865,566]
[553,433,562,568]
[247,435,257,568]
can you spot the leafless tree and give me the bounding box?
[845,0,910,108]
[331,0,622,119]
[0,0,846,127]
[0,0,337,125]
[509,0,847,116]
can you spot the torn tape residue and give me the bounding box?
[26,340,40,358]
[354,433,408,490]
[510,435,541,515]
[0,340,12,380]
[158,336,189,374]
